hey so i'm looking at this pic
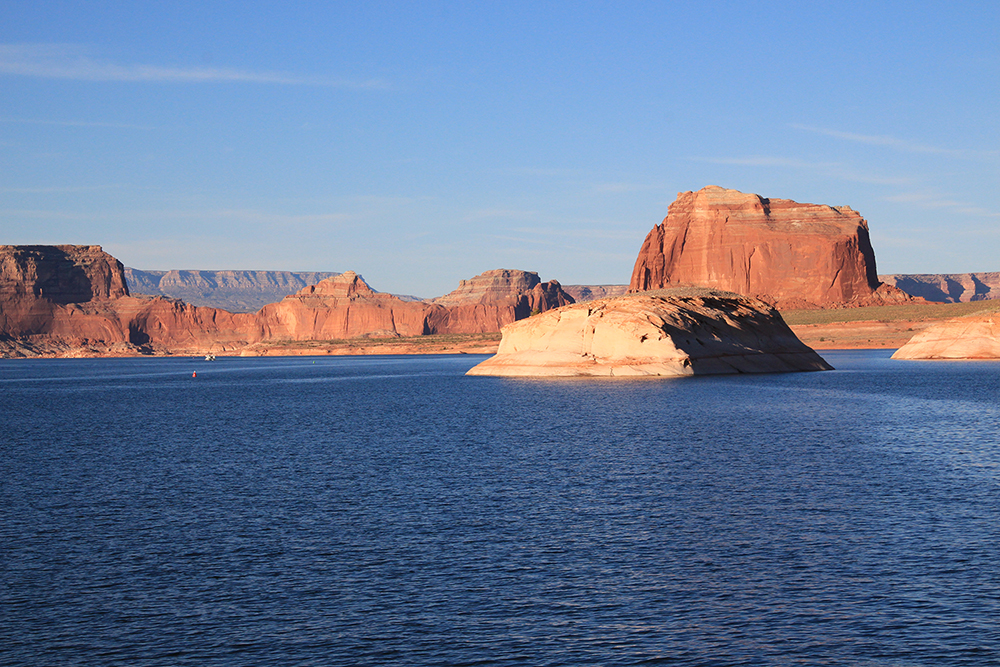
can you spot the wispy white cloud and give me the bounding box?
[791,124,999,160]
[689,155,912,186]
[0,44,387,88]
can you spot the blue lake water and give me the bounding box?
[2,350,999,666]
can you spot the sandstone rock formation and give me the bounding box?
[426,269,574,334]
[467,288,832,377]
[891,312,1000,359]
[1,245,129,304]
[880,273,1000,303]
[629,186,910,309]
[255,271,435,340]
[125,268,341,312]
[0,245,256,357]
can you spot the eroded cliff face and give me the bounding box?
[629,186,909,308]
[467,287,832,377]
[1,245,129,305]
[0,246,256,356]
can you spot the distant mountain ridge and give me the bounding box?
[879,273,1000,303]
[125,268,341,312]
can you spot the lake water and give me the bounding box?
[2,350,999,666]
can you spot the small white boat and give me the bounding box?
[204,354,216,361]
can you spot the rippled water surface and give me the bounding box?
[2,351,1000,666]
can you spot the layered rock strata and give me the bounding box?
[467,288,832,377]
[562,284,629,302]
[880,273,1000,303]
[629,186,910,309]
[892,313,1000,359]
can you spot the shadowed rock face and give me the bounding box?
[1,245,129,304]
[629,186,909,309]
[467,288,832,377]
[892,312,1000,359]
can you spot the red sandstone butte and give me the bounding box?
[629,186,911,309]
[255,271,434,339]
[426,269,574,334]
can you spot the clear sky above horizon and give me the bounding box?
[2,1,998,297]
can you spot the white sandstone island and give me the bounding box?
[892,312,1000,360]
[466,288,832,377]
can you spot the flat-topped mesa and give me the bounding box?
[629,186,909,309]
[467,288,832,377]
[0,245,129,304]
[124,268,341,312]
[426,269,575,334]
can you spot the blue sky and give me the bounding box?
[2,1,998,297]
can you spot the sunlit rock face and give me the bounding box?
[467,288,832,377]
[892,312,1000,360]
[629,186,910,309]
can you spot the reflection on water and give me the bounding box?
[1,351,999,665]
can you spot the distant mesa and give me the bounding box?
[562,284,629,302]
[467,288,832,377]
[629,186,911,309]
[125,268,341,312]
[892,312,1000,360]
[880,273,1000,303]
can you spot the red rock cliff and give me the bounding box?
[629,186,907,308]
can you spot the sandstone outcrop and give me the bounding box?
[629,186,910,309]
[880,273,1000,303]
[255,271,435,340]
[426,269,574,334]
[125,268,341,312]
[467,288,832,377]
[1,245,129,304]
[891,312,1000,359]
